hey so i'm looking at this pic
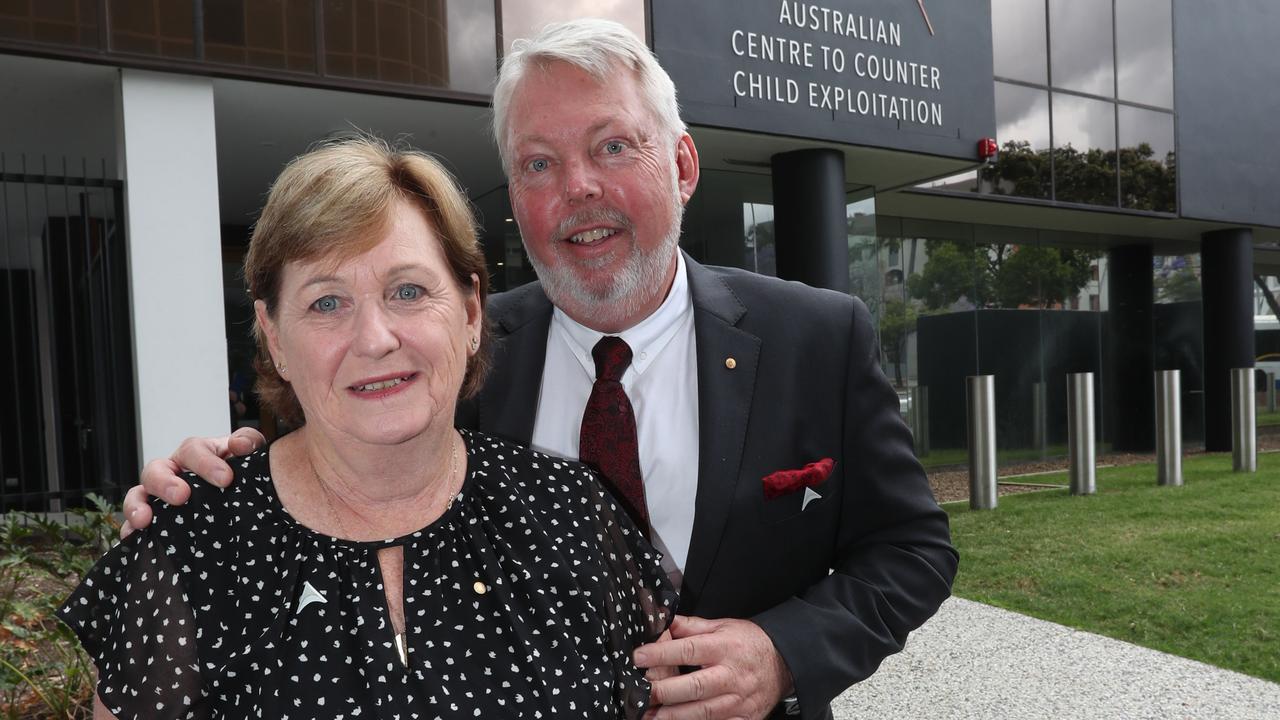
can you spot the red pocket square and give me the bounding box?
[762,458,835,500]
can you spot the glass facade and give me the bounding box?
[0,0,99,48]
[204,0,316,72]
[865,222,1206,467]
[500,0,646,52]
[0,0,497,95]
[940,0,1177,214]
[109,0,195,58]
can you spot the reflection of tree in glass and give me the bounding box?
[907,239,1095,310]
[879,297,918,387]
[980,140,1175,212]
[991,245,1093,309]
[1153,268,1200,302]
[907,241,991,310]
[1118,142,1176,212]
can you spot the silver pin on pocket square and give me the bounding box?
[802,487,822,511]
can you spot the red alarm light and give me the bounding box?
[978,137,999,163]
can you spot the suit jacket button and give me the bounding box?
[725,357,737,369]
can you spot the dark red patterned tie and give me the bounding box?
[578,336,650,537]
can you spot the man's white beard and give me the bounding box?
[528,203,683,331]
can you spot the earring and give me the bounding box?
[275,362,287,374]
[470,337,479,351]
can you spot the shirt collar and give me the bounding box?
[552,251,693,380]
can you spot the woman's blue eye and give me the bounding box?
[395,285,422,301]
[528,158,549,172]
[605,141,625,154]
[311,296,339,313]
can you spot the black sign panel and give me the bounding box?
[653,0,995,160]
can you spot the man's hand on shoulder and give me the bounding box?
[120,428,266,539]
[635,615,793,720]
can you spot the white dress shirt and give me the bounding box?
[530,252,699,588]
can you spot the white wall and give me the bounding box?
[119,70,229,463]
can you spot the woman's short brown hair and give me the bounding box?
[245,135,492,426]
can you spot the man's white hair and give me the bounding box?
[491,18,686,172]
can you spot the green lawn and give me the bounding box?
[945,453,1280,683]
[1258,408,1280,427]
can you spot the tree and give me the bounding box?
[1154,268,1201,303]
[907,240,991,310]
[879,297,918,387]
[907,240,1095,311]
[992,245,1094,309]
[980,139,1176,213]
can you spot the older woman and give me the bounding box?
[59,137,676,719]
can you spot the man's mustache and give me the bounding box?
[553,207,634,241]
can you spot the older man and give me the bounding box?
[127,19,956,720]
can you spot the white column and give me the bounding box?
[118,69,229,464]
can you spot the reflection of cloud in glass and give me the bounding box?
[991,0,1046,83]
[1052,93,1114,151]
[996,82,1049,149]
[447,1,497,93]
[502,0,646,50]
[1116,0,1173,107]
[1119,106,1174,159]
[1049,0,1114,97]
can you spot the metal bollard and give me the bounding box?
[1067,372,1096,495]
[1155,370,1183,486]
[911,385,930,457]
[1231,368,1257,472]
[1268,372,1276,413]
[967,375,997,510]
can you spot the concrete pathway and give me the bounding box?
[832,597,1280,719]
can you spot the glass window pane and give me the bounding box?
[204,0,317,72]
[445,0,497,93]
[1118,106,1175,212]
[1052,93,1116,206]
[110,0,195,58]
[896,219,978,468]
[1116,0,1172,107]
[0,0,100,49]
[1151,254,1204,443]
[679,167,773,274]
[982,82,1051,200]
[847,192,877,307]
[500,0,645,53]
[991,0,1047,84]
[324,0,495,93]
[1049,0,1113,96]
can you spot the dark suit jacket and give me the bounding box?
[457,254,958,719]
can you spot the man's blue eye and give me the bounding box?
[605,141,625,154]
[528,158,549,172]
[312,296,339,313]
[395,285,421,301]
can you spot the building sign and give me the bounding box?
[652,0,995,160]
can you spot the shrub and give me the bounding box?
[0,496,118,719]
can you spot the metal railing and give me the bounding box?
[1,154,135,512]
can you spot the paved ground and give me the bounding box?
[832,598,1280,720]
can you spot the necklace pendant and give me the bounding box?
[394,631,409,667]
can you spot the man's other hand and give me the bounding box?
[120,428,266,539]
[635,615,794,720]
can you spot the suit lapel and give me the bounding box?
[478,283,553,445]
[680,256,760,612]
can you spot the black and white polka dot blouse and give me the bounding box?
[59,429,678,719]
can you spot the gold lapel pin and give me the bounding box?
[725,357,737,369]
